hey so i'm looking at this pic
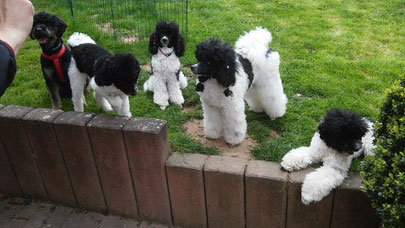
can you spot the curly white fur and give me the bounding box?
[280,120,375,205]
[143,47,187,110]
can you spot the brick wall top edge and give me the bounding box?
[204,155,247,175]
[166,152,208,170]
[246,160,288,181]
[338,172,364,191]
[22,108,63,122]
[288,168,315,184]
[53,111,95,126]
[87,113,129,130]
[0,105,33,119]
[123,117,167,134]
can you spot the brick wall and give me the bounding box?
[0,106,379,227]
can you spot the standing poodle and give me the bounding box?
[67,33,140,117]
[280,109,375,204]
[30,12,72,109]
[143,20,187,110]
[190,27,287,146]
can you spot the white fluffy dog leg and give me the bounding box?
[143,75,155,92]
[68,58,86,112]
[94,91,113,112]
[178,71,188,89]
[202,103,222,140]
[118,95,131,118]
[153,78,169,110]
[222,102,247,146]
[280,147,312,172]
[167,80,184,107]
[107,95,123,114]
[301,166,346,205]
[245,84,264,113]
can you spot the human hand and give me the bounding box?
[0,0,35,54]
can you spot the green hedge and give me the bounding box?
[361,79,405,227]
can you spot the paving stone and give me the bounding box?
[245,160,288,228]
[286,168,333,228]
[23,204,52,228]
[99,215,122,228]
[330,173,379,228]
[61,211,86,228]
[123,118,172,225]
[0,203,24,226]
[44,205,71,227]
[5,218,26,228]
[166,152,208,228]
[80,211,106,228]
[14,201,41,220]
[138,222,168,228]
[204,155,247,228]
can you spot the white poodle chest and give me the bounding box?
[151,54,180,74]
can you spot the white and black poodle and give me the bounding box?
[190,27,287,146]
[30,12,73,109]
[143,20,187,110]
[281,109,375,205]
[67,33,140,117]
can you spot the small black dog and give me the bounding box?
[30,12,72,109]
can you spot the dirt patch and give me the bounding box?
[181,106,196,113]
[121,35,139,43]
[183,118,256,160]
[142,64,151,72]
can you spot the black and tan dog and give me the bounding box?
[30,12,87,109]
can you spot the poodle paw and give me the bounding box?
[160,105,167,110]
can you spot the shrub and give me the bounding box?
[361,79,405,227]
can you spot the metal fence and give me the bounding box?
[67,0,188,43]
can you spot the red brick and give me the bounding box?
[123,118,172,225]
[245,160,287,228]
[166,152,208,228]
[286,168,333,228]
[22,108,76,207]
[204,155,247,228]
[330,173,379,228]
[53,112,106,212]
[0,106,47,199]
[87,114,138,218]
[0,137,21,196]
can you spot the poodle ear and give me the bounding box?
[174,33,185,57]
[94,57,114,86]
[56,18,67,38]
[149,32,159,55]
[215,45,236,88]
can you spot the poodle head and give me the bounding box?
[30,12,67,50]
[318,109,369,154]
[94,54,141,96]
[191,38,236,90]
[149,20,185,57]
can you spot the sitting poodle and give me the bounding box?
[281,109,375,204]
[143,20,187,110]
[67,33,140,117]
[190,27,287,146]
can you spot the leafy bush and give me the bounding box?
[361,79,405,227]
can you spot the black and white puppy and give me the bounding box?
[190,27,287,145]
[67,33,140,117]
[30,12,72,109]
[281,109,375,204]
[143,20,187,110]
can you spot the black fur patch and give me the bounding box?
[318,109,369,153]
[149,20,185,57]
[176,70,180,81]
[237,54,254,90]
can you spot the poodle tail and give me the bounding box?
[67,32,96,48]
[236,27,272,48]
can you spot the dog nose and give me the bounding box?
[161,37,168,43]
[35,27,43,32]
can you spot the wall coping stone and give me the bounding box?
[123,118,167,134]
[204,155,247,175]
[0,106,33,119]
[246,160,288,181]
[166,152,208,170]
[53,111,95,126]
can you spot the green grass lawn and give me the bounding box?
[1,0,404,172]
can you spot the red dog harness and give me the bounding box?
[41,45,68,82]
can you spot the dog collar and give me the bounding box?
[41,45,68,82]
[159,48,173,57]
